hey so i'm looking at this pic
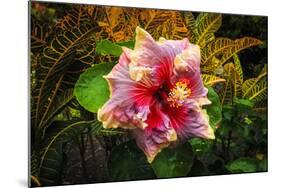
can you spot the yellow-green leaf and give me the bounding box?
[242,65,267,102]
[145,10,189,40]
[233,54,243,82]
[195,13,222,47]
[219,63,234,105]
[201,74,225,86]
[201,37,263,68]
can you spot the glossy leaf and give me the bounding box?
[201,37,263,67]
[231,62,243,98]
[96,39,123,56]
[242,65,267,102]
[145,10,189,40]
[189,138,213,157]
[108,140,156,181]
[219,63,235,105]
[116,40,135,49]
[41,89,74,128]
[202,74,225,86]
[226,157,257,173]
[233,98,254,109]
[195,13,222,47]
[233,54,243,82]
[184,12,196,40]
[74,62,116,113]
[205,87,222,129]
[151,142,194,178]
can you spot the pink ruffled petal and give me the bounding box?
[174,43,201,74]
[98,51,154,129]
[129,27,190,86]
[164,100,215,140]
[171,43,208,99]
[158,37,189,55]
[188,73,208,99]
[151,38,190,85]
[131,127,177,163]
[131,27,163,68]
[131,104,177,163]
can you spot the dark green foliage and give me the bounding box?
[38,120,110,185]
[108,141,156,181]
[151,142,194,178]
[188,158,209,176]
[205,86,222,129]
[187,96,267,176]
[216,98,267,170]
[226,157,258,173]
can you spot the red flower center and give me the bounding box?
[153,78,191,108]
[167,79,191,108]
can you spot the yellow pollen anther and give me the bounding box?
[167,80,191,108]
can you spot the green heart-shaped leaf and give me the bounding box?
[151,142,194,178]
[74,62,115,112]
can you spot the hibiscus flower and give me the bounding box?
[98,27,215,162]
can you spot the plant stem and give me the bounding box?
[221,137,226,158]
[226,130,232,161]
[88,132,96,160]
[77,135,89,182]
